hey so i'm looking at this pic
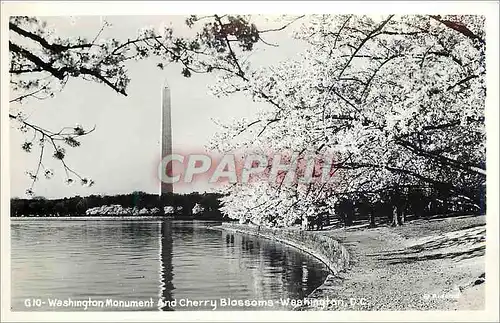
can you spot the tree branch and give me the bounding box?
[394,138,486,176]
[338,15,394,78]
[10,22,94,52]
[9,41,65,79]
[258,15,305,33]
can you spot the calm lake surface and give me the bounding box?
[11,219,330,311]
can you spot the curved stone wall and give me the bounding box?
[220,223,350,276]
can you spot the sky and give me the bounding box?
[9,15,305,198]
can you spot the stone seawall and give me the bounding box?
[220,223,350,276]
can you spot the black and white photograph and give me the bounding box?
[1,1,499,322]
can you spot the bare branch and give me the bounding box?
[9,82,51,103]
[257,15,305,33]
[338,15,394,78]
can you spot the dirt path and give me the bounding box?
[301,215,485,311]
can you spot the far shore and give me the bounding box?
[10,215,225,221]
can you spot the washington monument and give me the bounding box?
[160,81,174,195]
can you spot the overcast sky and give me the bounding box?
[10,15,305,198]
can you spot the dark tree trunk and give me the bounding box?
[397,206,405,225]
[369,210,376,228]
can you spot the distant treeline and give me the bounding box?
[10,191,225,219]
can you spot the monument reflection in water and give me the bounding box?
[159,220,174,311]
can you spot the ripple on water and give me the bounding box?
[11,220,330,311]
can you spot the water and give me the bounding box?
[10,219,330,311]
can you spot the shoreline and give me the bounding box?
[216,222,350,310]
[10,216,224,221]
[217,216,486,311]
[218,223,350,276]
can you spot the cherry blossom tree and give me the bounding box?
[11,14,486,225]
[160,14,486,226]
